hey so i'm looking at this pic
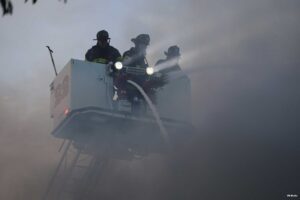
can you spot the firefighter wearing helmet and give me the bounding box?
[122,34,150,68]
[155,45,181,74]
[85,30,122,64]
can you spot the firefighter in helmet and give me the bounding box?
[155,45,181,74]
[85,30,122,64]
[122,34,150,68]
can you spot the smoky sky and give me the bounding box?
[0,0,300,199]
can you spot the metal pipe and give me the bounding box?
[46,45,58,76]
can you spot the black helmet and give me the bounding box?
[131,34,150,45]
[94,30,110,41]
[164,45,180,57]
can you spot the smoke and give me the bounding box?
[0,71,61,200]
[1,0,300,199]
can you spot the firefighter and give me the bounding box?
[155,45,181,74]
[85,30,122,64]
[119,34,151,113]
[122,34,150,68]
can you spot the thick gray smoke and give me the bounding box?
[1,0,300,199]
[0,81,59,200]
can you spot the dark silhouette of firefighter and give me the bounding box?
[155,45,181,74]
[115,34,166,112]
[85,30,122,64]
[114,34,151,112]
[122,34,150,68]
